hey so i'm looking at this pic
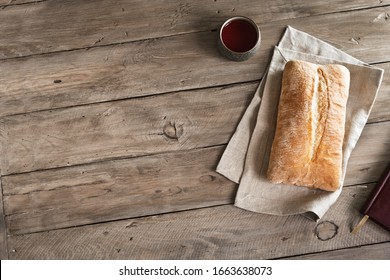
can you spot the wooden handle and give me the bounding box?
[351,215,370,234]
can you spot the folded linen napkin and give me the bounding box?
[216,26,384,220]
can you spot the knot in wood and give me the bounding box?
[199,174,216,183]
[163,121,183,140]
[315,220,339,241]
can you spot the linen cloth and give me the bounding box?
[216,26,384,220]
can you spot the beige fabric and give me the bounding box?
[216,26,384,220]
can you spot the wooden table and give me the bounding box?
[0,0,389,260]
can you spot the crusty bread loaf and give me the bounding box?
[267,60,350,191]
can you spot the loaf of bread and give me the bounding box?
[267,60,350,191]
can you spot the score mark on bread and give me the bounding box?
[267,60,350,192]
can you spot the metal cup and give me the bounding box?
[218,16,261,61]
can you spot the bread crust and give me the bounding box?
[267,60,350,191]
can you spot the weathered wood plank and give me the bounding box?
[282,242,390,259]
[3,146,237,235]
[2,121,389,235]
[1,80,389,176]
[344,122,390,186]
[0,83,255,175]
[261,7,390,64]
[370,62,390,123]
[0,0,388,59]
[1,0,388,262]
[1,7,390,117]
[0,177,9,259]
[0,31,264,118]
[7,184,390,259]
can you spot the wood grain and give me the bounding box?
[0,32,268,115]
[3,146,237,235]
[7,184,390,259]
[282,242,390,259]
[0,177,8,259]
[0,31,264,117]
[2,121,389,235]
[0,0,388,59]
[1,0,389,261]
[1,81,389,176]
[344,122,390,186]
[370,62,390,123]
[1,7,390,117]
[0,83,255,175]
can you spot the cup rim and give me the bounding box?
[219,16,260,54]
